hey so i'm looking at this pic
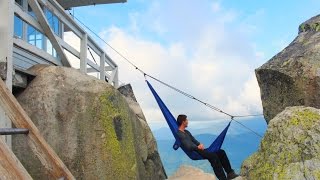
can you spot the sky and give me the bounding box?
[69,0,320,130]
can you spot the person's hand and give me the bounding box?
[197,144,205,150]
[200,144,205,150]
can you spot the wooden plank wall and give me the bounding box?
[13,46,56,70]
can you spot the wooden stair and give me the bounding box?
[0,78,75,179]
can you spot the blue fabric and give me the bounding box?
[146,80,231,160]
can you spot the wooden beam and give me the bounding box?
[47,0,84,37]
[100,52,105,80]
[56,0,126,9]
[109,67,119,88]
[28,0,71,67]
[14,4,43,34]
[58,38,80,58]
[0,78,75,179]
[86,67,98,73]
[0,0,14,146]
[87,39,117,68]
[0,137,33,180]
[87,58,100,71]
[80,33,88,73]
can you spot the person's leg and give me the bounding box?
[216,149,239,179]
[216,149,232,173]
[196,150,227,180]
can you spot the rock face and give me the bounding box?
[255,15,320,123]
[118,84,167,179]
[168,165,217,180]
[13,65,166,179]
[241,106,320,180]
[168,165,244,180]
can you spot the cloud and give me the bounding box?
[101,35,261,125]
[211,1,221,13]
[66,0,265,127]
[225,75,262,115]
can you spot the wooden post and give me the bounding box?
[109,67,119,88]
[0,78,75,179]
[0,137,32,180]
[0,0,13,90]
[80,33,88,73]
[100,52,105,80]
[0,0,14,147]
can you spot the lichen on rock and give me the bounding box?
[299,15,320,33]
[96,91,138,179]
[12,65,166,179]
[241,106,320,180]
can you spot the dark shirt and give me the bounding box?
[177,130,200,151]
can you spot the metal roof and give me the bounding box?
[56,0,126,9]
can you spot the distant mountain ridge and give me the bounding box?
[152,117,267,140]
[155,129,265,176]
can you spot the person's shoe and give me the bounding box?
[227,170,239,179]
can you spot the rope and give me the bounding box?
[69,12,264,137]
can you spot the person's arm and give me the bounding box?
[186,130,205,150]
[185,130,200,146]
[177,131,198,151]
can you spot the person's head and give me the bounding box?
[177,114,188,128]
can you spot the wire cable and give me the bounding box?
[232,119,263,137]
[145,73,233,117]
[69,12,264,137]
[68,10,138,69]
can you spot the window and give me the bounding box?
[46,39,53,55]
[53,16,59,35]
[21,20,59,59]
[27,24,36,45]
[46,39,58,58]
[27,25,36,46]
[27,24,44,49]
[45,9,60,36]
[14,15,23,38]
[35,31,43,49]
[53,48,57,58]
[28,4,36,18]
[15,0,23,7]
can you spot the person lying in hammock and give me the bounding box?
[176,114,239,180]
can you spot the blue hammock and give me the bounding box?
[146,80,231,160]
